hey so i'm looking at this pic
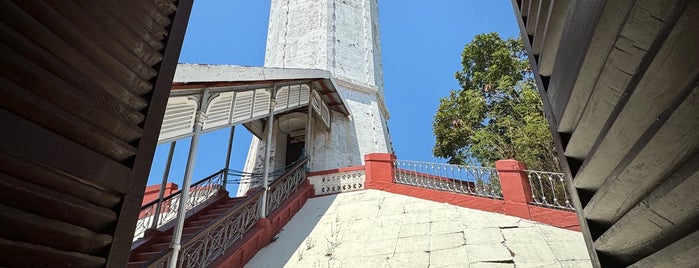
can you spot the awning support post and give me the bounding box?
[168,90,209,267]
[260,86,277,218]
[151,141,177,229]
[223,126,235,188]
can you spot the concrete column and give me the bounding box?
[495,159,533,219]
[364,153,396,190]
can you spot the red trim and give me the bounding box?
[308,165,365,176]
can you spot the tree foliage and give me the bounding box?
[433,33,559,171]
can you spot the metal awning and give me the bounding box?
[157,64,349,143]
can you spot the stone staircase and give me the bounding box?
[127,196,245,267]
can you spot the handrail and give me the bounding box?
[134,169,226,241]
[140,169,226,209]
[525,169,574,210]
[266,157,309,215]
[393,159,503,199]
[147,190,264,268]
[147,157,310,267]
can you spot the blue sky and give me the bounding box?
[147,1,520,192]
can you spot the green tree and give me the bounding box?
[433,33,559,171]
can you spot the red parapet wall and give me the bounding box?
[142,182,178,205]
[364,154,580,231]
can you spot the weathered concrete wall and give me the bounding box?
[265,0,384,95]
[310,84,390,171]
[255,0,392,174]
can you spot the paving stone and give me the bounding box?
[361,238,397,256]
[429,220,464,235]
[336,254,391,268]
[469,262,515,268]
[547,241,592,261]
[395,235,431,254]
[466,243,513,263]
[501,226,546,243]
[515,261,562,268]
[398,222,430,237]
[429,246,469,266]
[560,259,594,268]
[387,252,430,267]
[507,242,558,263]
[537,224,585,242]
[463,227,504,245]
[430,232,467,251]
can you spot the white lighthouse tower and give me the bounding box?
[239,0,392,189]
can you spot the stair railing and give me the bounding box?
[134,169,226,241]
[266,157,309,215]
[146,157,309,267]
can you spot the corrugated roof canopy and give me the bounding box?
[172,64,348,115]
[157,64,348,143]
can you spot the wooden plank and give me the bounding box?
[13,1,160,83]
[0,109,130,193]
[72,0,165,51]
[0,204,112,255]
[531,0,552,55]
[0,237,104,268]
[564,0,675,158]
[574,1,699,190]
[7,1,159,90]
[133,0,172,27]
[0,74,138,161]
[0,150,121,209]
[0,2,153,100]
[0,22,146,126]
[594,154,699,264]
[521,0,530,19]
[51,1,163,66]
[546,0,623,128]
[584,87,699,224]
[509,1,601,266]
[69,0,164,54]
[525,0,541,35]
[105,0,195,266]
[537,0,569,76]
[553,0,636,132]
[0,172,117,233]
[628,229,699,268]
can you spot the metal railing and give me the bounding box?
[146,157,309,267]
[394,160,503,199]
[148,190,263,268]
[526,170,574,210]
[266,157,309,215]
[134,170,226,241]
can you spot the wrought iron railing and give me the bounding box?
[394,160,503,199]
[146,157,309,267]
[525,170,574,210]
[266,157,309,215]
[134,170,226,241]
[148,190,263,268]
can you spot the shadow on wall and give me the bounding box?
[246,194,338,267]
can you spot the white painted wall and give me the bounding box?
[239,0,393,196]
